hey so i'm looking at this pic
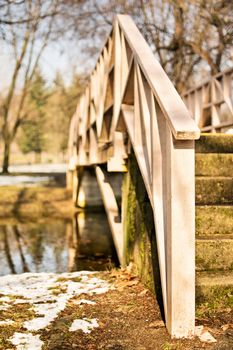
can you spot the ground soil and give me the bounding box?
[39,270,233,350]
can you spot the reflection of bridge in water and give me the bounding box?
[0,212,117,276]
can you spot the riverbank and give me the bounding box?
[0,186,75,220]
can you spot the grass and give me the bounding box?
[0,300,35,350]
[196,285,233,318]
[56,276,82,283]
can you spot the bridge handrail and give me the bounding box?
[117,15,200,140]
[182,67,233,132]
[183,67,233,97]
[68,14,199,338]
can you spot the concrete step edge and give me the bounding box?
[196,271,233,287]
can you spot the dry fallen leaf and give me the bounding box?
[125,280,139,287]
[221,324,230,331]
[148,320,165,329]
[139,289,149,296]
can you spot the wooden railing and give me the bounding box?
[68,15,200,338]
[183,67,233,132]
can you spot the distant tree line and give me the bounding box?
[17,70,85,162]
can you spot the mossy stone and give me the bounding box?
[196,206,233,236]
[195,153,233,177]
[122,154,163,310]
[196,177,233,205]
[196,238,233,271]
[196,133,233,153]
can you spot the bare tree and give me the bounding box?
[132,0,233,92]
[0,0,59,172]
[71,0,233,92]
[0,0,102,172]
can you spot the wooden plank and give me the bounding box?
[150,94,168,318]
[222,73,233,115]
[121,104,153,206]
[201,120,233,132]
[95,166,125,266]
[111,21,122,141]
[183,67,233,97]
[115,58,134,133]
[183,69,233,131]
[107,131,127,172]
[136,65,152,182]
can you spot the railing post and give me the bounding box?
[165,130,196,338]
[66,170,73,189]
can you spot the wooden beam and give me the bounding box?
[95,166,125,266]
[165,133,195,338]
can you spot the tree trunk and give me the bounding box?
[34,152,42,164]
[2,138,11,174]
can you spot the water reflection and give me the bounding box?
[0,212,117,276]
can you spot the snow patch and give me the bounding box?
[0,319,14,325]
[0,296,11,302]
[0,303,11,311]
[10,332,43,350]
[69,318,99,333]
[23,297,69,331]
[0,271,109,347]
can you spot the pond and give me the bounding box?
[0,211,118,276]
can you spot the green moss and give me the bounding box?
[122,154,162,305]
[122,170,137,263]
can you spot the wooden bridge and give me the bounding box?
[67,15,233,339]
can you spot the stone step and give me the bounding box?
[196,206,233,236]
[196,271,233,305]
[195,177,233,205]
[196,237,233,271]
[196,133,233,153]
[195,153,233,177]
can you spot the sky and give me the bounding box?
[0,26,101,93]
[0,40,90,91]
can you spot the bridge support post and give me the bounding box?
[72,167,84,207]
[66,170,73,189]
[165,135,195,338]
